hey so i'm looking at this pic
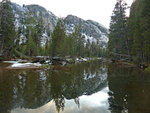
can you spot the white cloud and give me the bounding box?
[9,0,133,28]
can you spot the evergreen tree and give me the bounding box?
[127,2,136,56]
[24,12,39,56]
[139,0,150,63]
[44,39,49,56]
[36,12,43,48]
[128,0,150,63]
[46,18,51,37]
[26,30,38,56]
[85,39,91,57]
[15,26,22,50]
[62,35,71,56]
[133,0,144,62]
[0,0,15,57]
[108,0,128,55]
[73,23,84,57]
[49,18,66,57]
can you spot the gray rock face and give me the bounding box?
[11,3,58,45]
[65,15,108,48]
[65,15,108,36]
[12,3,58,33]
[11,3,108,47]
[26,4,58,32]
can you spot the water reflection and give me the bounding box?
[107,64,150,113]
[1,61,150,113]
[11,87,110,113]
[0,60,108,113]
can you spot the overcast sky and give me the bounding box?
[9,0,133,28]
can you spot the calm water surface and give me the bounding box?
[0,60,150,113]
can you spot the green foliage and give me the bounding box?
[26,28,39,56]
[14,49,28,59]
[22,45,27,54]
[145,66,150,72]
[35,12,44,48]
[0,3,104,58]
[49,18,66,57]
[71,23,84,57]
[21,11,40,56]
[108,0,150,63]
[108,0,128,55]
[48,18,104,57]
[127,2,136,56]
[0,1,15,58]
[127,0,150,63]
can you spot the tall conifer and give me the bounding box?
[0,0,15,57]
[108,0,128,55]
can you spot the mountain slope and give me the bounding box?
[65,15,108,48]
[11,3,108,47]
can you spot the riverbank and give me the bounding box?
[106,58,150,73]
[3,57,102,70]
[105,59,136,67]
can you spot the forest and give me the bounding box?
[1,0,150,65]
[1,0,150,113]
[0,0,104,60]
[108,0,150,64]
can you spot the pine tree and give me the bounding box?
[15,26,22,50]
[0,0,15,57]
[73,23,84,57]
[49,18,66,57]
[127,2,136,56]
[46,18,51,37]
[62,36,71,56]
[108,0,128,55]
[85,39,91,57]
[36,12,43,48]
[26,29,38,56]
[24,12,39,56]
[129,0,150,63]
[140,0,150,63]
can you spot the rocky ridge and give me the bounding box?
[11,3,108,47]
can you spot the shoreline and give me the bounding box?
[2,57,102,70]
[105,58,150,73]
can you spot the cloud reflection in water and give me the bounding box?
[11,87,110,113]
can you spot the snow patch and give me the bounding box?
[4,60,41,68]
[4,61,19,64]
[41,31,49,46]
[11,62,41,68]
[82,33,97,43]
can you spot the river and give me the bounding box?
[0,60,150,113]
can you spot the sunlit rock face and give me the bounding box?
[11,3,108,47]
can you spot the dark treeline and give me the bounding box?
[0,0,104,59]
[108,0,150,64]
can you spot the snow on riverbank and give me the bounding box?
[3,57,102,69]
[4,60,41,69]
[11,62,41,68]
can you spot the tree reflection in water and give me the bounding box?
[107,64,150,113]
[4,61,150,113]
[48,60,107,112]
[0,60,107,113]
